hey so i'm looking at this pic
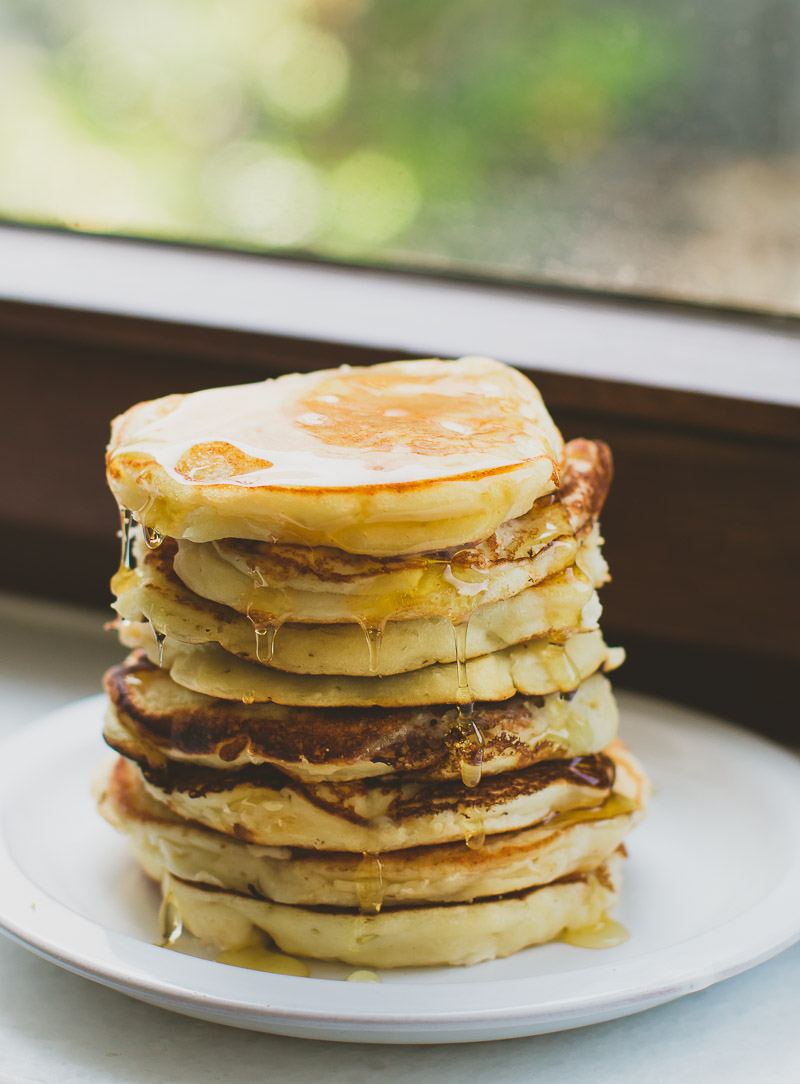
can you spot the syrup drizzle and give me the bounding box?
[542,641,583,693]
[142,524,164,550]
[247,607,281,665]
[357,620,385,675]
[561,914,629,949]
[120,508,136,570]
[158,892,183,947]
[462,808,486,850]
[355,853,384,915]
[152,626,166,667]
[451,618,484,787]
[216,945,310,976]
[354,918,378,947]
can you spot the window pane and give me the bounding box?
[1,0,798,313]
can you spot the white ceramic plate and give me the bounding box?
[1,692,799,1044]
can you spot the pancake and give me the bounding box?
[106,357,565,556]
[170,438,612,628]
[99,754,643,907]
[113,537,603,677]
[118,746,621,852]
[103,657,619,781]
[147,852,625,967]
[118,623,624,707]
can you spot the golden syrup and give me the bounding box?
[543,792,638,831]
[120,508,136,570]
[247,608,280,666]
[452,618,472,704]
[142,524,164,550]
[451,617,484,786]
[355,853,384,915]
[354,916,379,946]
[152,627,166,668]
[347,970,382,983]
[358,621,385,675]
[157,892,183,947]
[541,642,583,693]
[560,914,629,949]
[529,496,572,547]
[242,690,256,705]
[215,945,310,976]
[462,808,486,850]
[459,716,485,788]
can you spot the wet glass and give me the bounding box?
[1,0,797,313]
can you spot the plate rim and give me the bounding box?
[1,692,800,1043]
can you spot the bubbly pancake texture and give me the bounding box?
[106,357,565,555]
[118,622,624,707]
[103,656,619,781]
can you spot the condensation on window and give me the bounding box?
[1,0,797,314]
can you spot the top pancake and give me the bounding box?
[106,357,564,555]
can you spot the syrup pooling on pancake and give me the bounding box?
[113,535,604,679]
[169,439,611,631]
[106,358,566,554]
[111,360,562,491]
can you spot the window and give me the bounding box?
[1,0,798,313]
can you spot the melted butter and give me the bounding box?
[158,892,183,947]
[355,853,384,915]
[347,970,382,983]
[215,945,310,976]
[561,914,629,949]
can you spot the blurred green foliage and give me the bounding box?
[1,0,797,310]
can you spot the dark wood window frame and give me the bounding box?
[2,224,798,739]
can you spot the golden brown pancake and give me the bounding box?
[116,742,620,852]
[106,358,564,555]
[103,654,619,781]
[169,439,613,628]
[113,536,603,677]
[99,754,642,908]
[147,852,626,968]
[118,622,624,707]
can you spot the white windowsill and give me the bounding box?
[0,225,797,407]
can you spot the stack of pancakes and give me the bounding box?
[98,357,648,969]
